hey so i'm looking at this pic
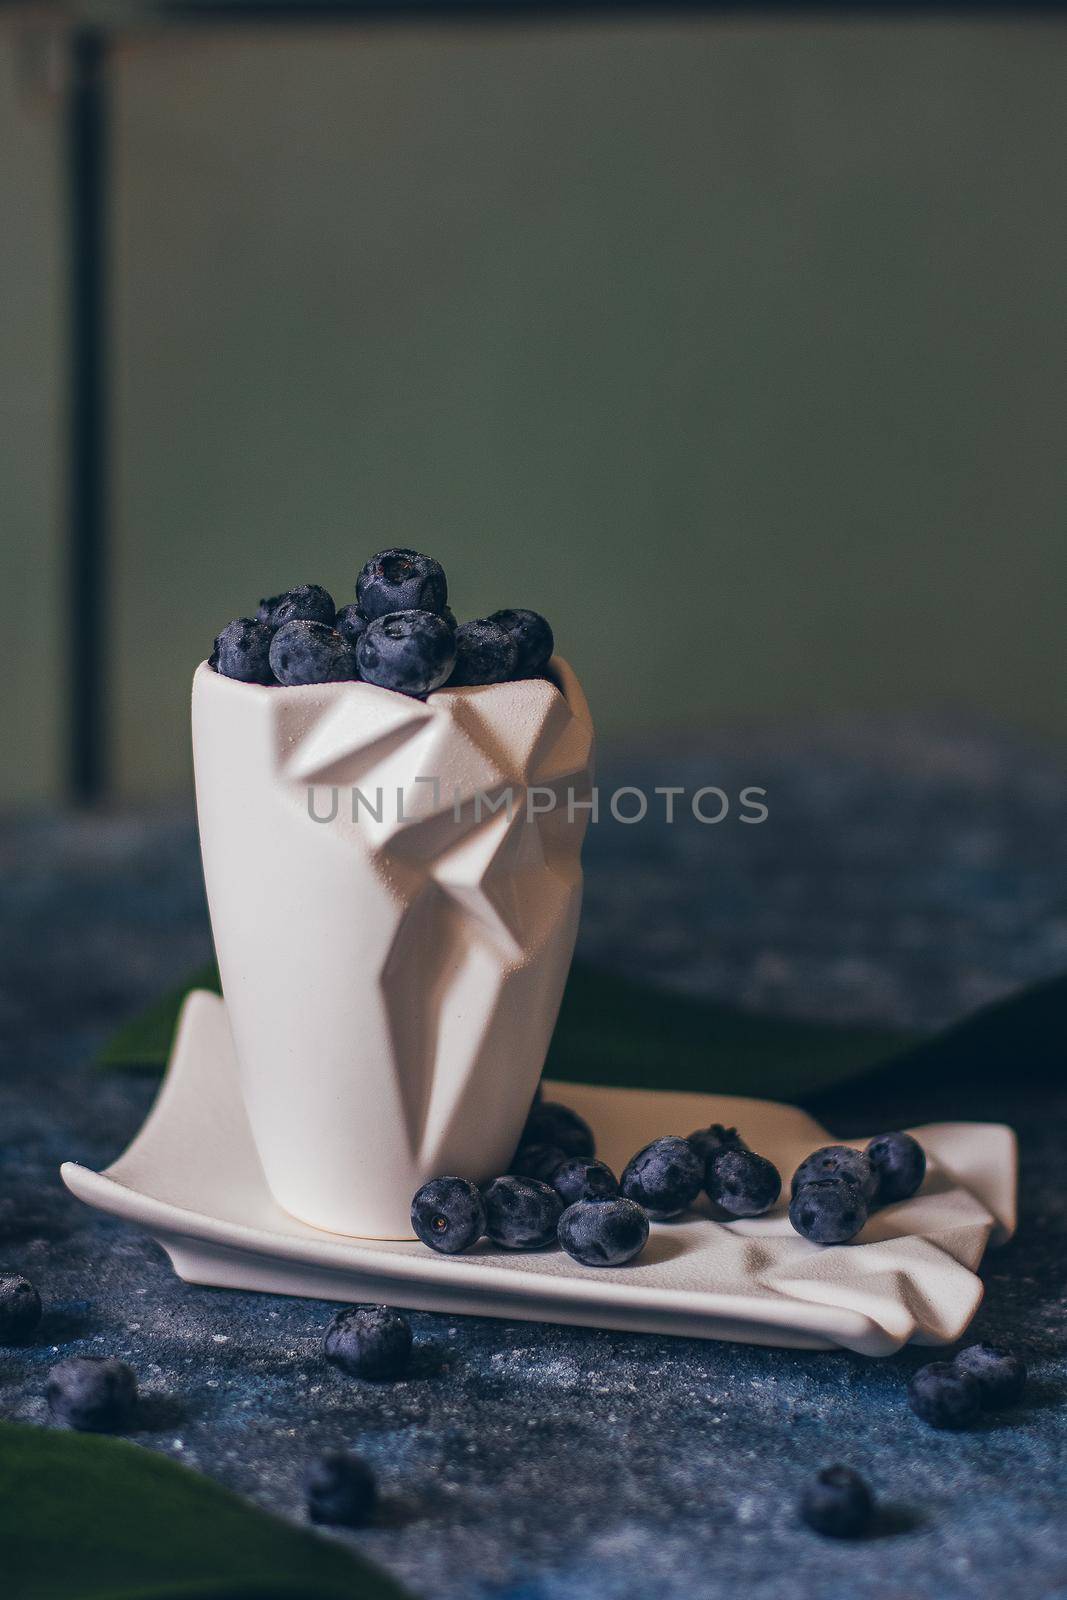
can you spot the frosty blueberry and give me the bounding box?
[687,1124,747,1171]
[800,1465,874,1538]
[705,1148,782,1217]
[482,1176,563,1250]
[487,608,554,677]
[324,1305,412,1380]
[953,1343,1027,1409]
[47,1356,138,1432]
[356,549,448,620]
[791,1145,877,1204]
[557,1198,649,1267]
[0,1274,41,1342]
[519,1102,595,1160]
[865,1131,926,1206]
[305,1450,377,1527]
[788,1177,868,1244]
[269,620,358,686]
[334,603,369,650]
[448,619,518,687]
[908,1360,982,1430]
[211,618,275,684]
[356,610,456,695]
[620,1136,703,1220]
[511,1143,567,1185]
[552,1157,619,1206]
[262,584,336,630]
[410,1177,486,1255]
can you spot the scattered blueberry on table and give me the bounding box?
[620,1136,703,1219]
[687,1123,747,1166]
[552,1156,620,1206]
[482,1176,563,1250]
[791,1145,878,1204]
[908,1361,983,1429]
[410,1177,487,1255]
[705,1147,782,1217]
[519,1102,595,1160]
[305,1449,378,1527]
[799,1465,875,1538]
[511,1142,568,1184]
[865,1131,927,1205]
[953,1342,1028,1409]
[46,1355,138,1432]
[211,548,555,696]
[0,1273,41,1343]
[557,1197,649,1267]
[324,1305,413,1381]
[788,1177,869,1245]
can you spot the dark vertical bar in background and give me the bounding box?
[67,29,109,803]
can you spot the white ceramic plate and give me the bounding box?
[62,991,1016,1357]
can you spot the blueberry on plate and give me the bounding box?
[519,1102,595,1159]
[305,1450,377,1527]
[953,1343,1027,1409]
[262,584,337,630]
[356,610,456,696]
[482,1176,562,1250]
[269,621,358,686]
[788,1177,868,1245]
[558,1198,649,1267]
[47,1356,138,1432]
[0,1274,41,1343]
[487,608,554,677]
[511,1143,567,1185]
[211,618,275,684]
[620,1136,703,1220]
[705,1148,782,1218]
[687,1124,747,1169]
[410,1176,486,1255]
[799,1465,874,1538]
[552,1157,619,1206]
[908,1360,982,1429]
[791,1145,877,1204]
[865,1131,926,1206]
[334,603,369,650]
[356,549,448,621]
[324,1305,412,1380]
[447,619,518,687]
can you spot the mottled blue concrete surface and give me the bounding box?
[2,720,1067,1599]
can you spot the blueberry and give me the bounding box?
[211,618,275,684]
[519,1102,595,1159]
[356,549,448,620]
[620,1136,703,1220]
[552,1157,619,1206]
[799,1465,874,1538]
[305,1450,377,1527]
[687,1124,747,1169]
[410,1177,486,1255]
[482,1176,563,1250]
[269,621,358,686]
[558,1198,649,1267]
[262,585,337,630]
[791,1145,877,1204]
[908,1360,982,1429]
[953,1343,1027,1409]
[865,1131,926,1206]
[335,603,369,649]
[487,608,554,677]
[356,610,456,696]
[788,1177,868,1244]
[47,1356,138,1432]
[0,1274,41,1342]
[448,619,518,687]
[705,1148,782,1217]
[511,1143,567,1184]
[256,595,280,624]
[324,1305,412,1380]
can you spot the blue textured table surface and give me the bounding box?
[2,719,1067,1600]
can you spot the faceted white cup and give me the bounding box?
[191,657,594,1238]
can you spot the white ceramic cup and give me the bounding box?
[192,657,594,1238]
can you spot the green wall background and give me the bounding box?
[5,16,1067,801]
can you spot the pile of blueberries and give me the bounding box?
[408,1094,930,1268]
[209,549,555,697]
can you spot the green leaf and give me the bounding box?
[0,1420,408,1600]
[97,957,905,1099]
